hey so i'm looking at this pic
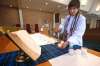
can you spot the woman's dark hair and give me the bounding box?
[68,0,80,9]
[68,0,81,33]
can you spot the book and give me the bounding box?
[7,30,41,60]
[7,30,57,60]
[30,33,57,46]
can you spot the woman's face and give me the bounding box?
[68,7,79,16]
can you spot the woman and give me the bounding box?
[58,0,86,55]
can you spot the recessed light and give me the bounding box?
[9,4,13,7]
[96,8,99,11]
[26,6,29,8]
[96,5,100,11]
[45,2,48,6]
[40,8,42,11]
[80,0,87,6]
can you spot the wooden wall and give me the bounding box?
[22,9,53,31]
[0,6,19,26]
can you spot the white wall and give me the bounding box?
[59,11,98,29]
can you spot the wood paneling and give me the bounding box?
[22,9,53,31]
[0,6,19,26]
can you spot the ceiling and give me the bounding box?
[0,0,100,16]
[0,0,67,13]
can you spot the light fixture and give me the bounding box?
[26,6,29,8]
[80,0,88,6]
[40,8,42,11]
[96,5,100,11]
[45,2,48,6]
[9,4,13,7]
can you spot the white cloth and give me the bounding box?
[49,50,100,66]
[59,15,86,46]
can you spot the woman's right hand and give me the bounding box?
[57,28,61,32]
[58,40,69,48]
[58,40,64,48]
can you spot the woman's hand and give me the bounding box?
[57,28,61,32]
[58,40,69,48]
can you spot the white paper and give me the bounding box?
[30,33,57,46]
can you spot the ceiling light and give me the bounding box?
[26,6,29,8]
[9,4,13,7]
[45,2,48,6]
[96,5,100,11]
[40,8,42,11]
[80,0,87,6]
